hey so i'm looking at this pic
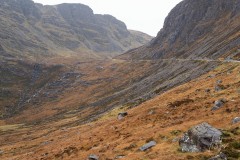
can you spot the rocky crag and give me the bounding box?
[119,0,240,60]
[0,0,151,61]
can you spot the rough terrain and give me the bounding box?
[0,0,240,159]
[0,62,239,160]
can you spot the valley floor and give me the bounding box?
[0,62,239,160]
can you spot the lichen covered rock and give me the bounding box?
[179,122,222,152]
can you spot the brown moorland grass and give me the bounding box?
[0,62,239,160]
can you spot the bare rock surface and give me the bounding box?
[179,122,222,152]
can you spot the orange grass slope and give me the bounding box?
[0,62,240,160]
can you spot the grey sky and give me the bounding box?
[33,0,182,36]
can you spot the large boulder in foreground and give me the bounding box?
[179,122,222,152]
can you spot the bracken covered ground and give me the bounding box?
[0,62,239,160]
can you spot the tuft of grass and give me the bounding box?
[0,124,24,132]
[222,130,232,137]
[230,142,240,150]
[145,137,155,143]
[230,127,240,135]
[170,130,182,136]
[123,143,137,151]
[222,146,240,159]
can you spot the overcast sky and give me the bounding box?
[33,0,182,36]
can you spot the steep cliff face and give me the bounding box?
[119,0,240,60]
[0,0,152,61]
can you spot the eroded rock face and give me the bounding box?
[119,0,240,60]
[179,122,222,152]
[0,0,152,60]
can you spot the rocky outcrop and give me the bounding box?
[119,0,240,60]
[0,0,152,60]
[179,122,222,152]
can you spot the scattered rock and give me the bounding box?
[89,154,99,160]
[205,89,211,93]
[179,122,222,152]
[172,137,179,143]
[0,150,4,155]
[118,112,128,120]
[216,80,222,84]
[115,155,125,159]
[96,66,104,71]
[139,141,156,151]
[208,74,215,78]
[208,152,227,160]
[211,99,225,111]
[214,85,224,92]
[232,117,240,124]
[148,110,155,115]
[41,141,52,146]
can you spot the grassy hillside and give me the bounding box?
[0,62,239,160]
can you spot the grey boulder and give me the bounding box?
[179,122,222,152]
[232,117,240,124]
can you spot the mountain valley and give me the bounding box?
[0,0,240,160]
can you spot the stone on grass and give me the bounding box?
[179,122,222,152]
[139,141,156,151]
[172,137,179,143]
[88,154,99,160]
[214,85,224,92]
[115,155,125,159]
[216,80,222,84]
[232,117,240,124]
[211,99,225,111]
[118,112,128,120]
[208,152,227,160]
[148,110,155,115]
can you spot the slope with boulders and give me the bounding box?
[0,62,239,160]
[2,0,240,128]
